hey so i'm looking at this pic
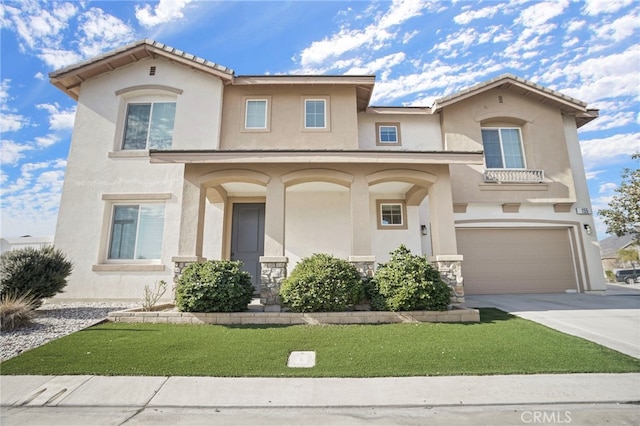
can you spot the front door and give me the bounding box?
[231,203,265,294]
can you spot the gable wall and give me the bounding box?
[443,88,577,203]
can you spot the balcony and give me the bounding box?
[484,169,544,184]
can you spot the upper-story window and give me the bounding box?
[481,127,525,168]
[122,102,176,150]
[376,122,401,146]
[245,99,268,129]
[305,99,326,128]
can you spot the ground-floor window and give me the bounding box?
[108,204,165,260]
[376,200,407,229]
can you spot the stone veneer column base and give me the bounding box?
[348,255,376,279]
[171,256,206,284]
[260,256,288,308]
[429,255,465,304]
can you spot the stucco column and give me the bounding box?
[174,176,206,261]
[428,169,458,255]
[350,174,371,256]
[264,176,286,257]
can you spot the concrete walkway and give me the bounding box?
[464,284,640,358]
[2,374,639,425]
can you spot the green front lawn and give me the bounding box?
[2,309,639,377]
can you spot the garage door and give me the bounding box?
[456,228,578,294]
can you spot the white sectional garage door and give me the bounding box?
[456,228,578,294]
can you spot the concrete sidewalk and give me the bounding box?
[2,374,639,425]
[464,285,640,358]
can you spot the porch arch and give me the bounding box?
[197,169,271,187]
[282,168,354,188]
[366,169,437,206]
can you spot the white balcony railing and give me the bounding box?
[484,169,544,183]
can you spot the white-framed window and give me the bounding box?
[245,99,268,129]
[108,204,165,260]
[376,200,407,230]
[376,123,401,145]
[122,102,176,150]
[304,99,326,128]
[481,127,525,169]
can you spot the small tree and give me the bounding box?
[618,248,639,271]
[599,153,639,243]
[0,246,73,307]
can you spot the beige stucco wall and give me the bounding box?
[54,58,226,300]
[445,88,576,204]
[357,112,442,150]
[220,85,359,150]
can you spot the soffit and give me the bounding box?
[49,39,234,100]
[149,149,484,165]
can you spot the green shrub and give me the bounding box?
[605,270,615,282]
[0,246,73,307]
[175,260,254,313]
[368,245,451,311]
[0,292,38,331]
[280,254,363,313]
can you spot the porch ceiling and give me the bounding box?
[150,150,484,165]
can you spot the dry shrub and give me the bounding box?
[1,292,38,331]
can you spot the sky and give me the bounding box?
[0,0,638,241]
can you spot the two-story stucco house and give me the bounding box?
[50,40,605,305]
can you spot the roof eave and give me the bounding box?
[49,39,234,100]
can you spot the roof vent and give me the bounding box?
[149,66,156,76]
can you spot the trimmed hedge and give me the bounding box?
[0,246,73,307]
[280,254,363,313]
[368,245,451,311]
[175,260,254,313]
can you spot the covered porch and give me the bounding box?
[150,150,483,307]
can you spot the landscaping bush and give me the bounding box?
[368,245,450,311]
[0,246,73,307]
[280,253,363,313]
[0,292,38,331]
[175,260,254,313]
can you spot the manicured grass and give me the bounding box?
[2,309,639,377]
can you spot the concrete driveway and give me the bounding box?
[463,284,640,358]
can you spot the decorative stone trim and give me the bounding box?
[171,256,206,284]
[430,255,465,304]
[348,255,376,279]
[108,306,480,325]
[260,256,288,307]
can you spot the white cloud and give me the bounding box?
[37,103,76,131]
[559,45,640,103]
[35,136,60,148]
[580,132,640,169]
[297,0,430,69]
[346,52,406,76]
[136,0,194,28]
[516,0,568,28]
[583,0,634,16]
[77,8,136,58]
[453,4,501,24]
[599,182,618,193]
[4,1,77,51]
[594,13,639,42]
[34,72,46,80]
[0,113,26,133]
[0,140,33,166]
[581,111,636,132]
[37,47,83,70]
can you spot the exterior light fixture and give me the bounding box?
[421,225,428,235]
[583,224,592,234]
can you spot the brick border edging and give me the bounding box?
[108,306,480,325]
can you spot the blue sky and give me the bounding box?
[1,0,638,240]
